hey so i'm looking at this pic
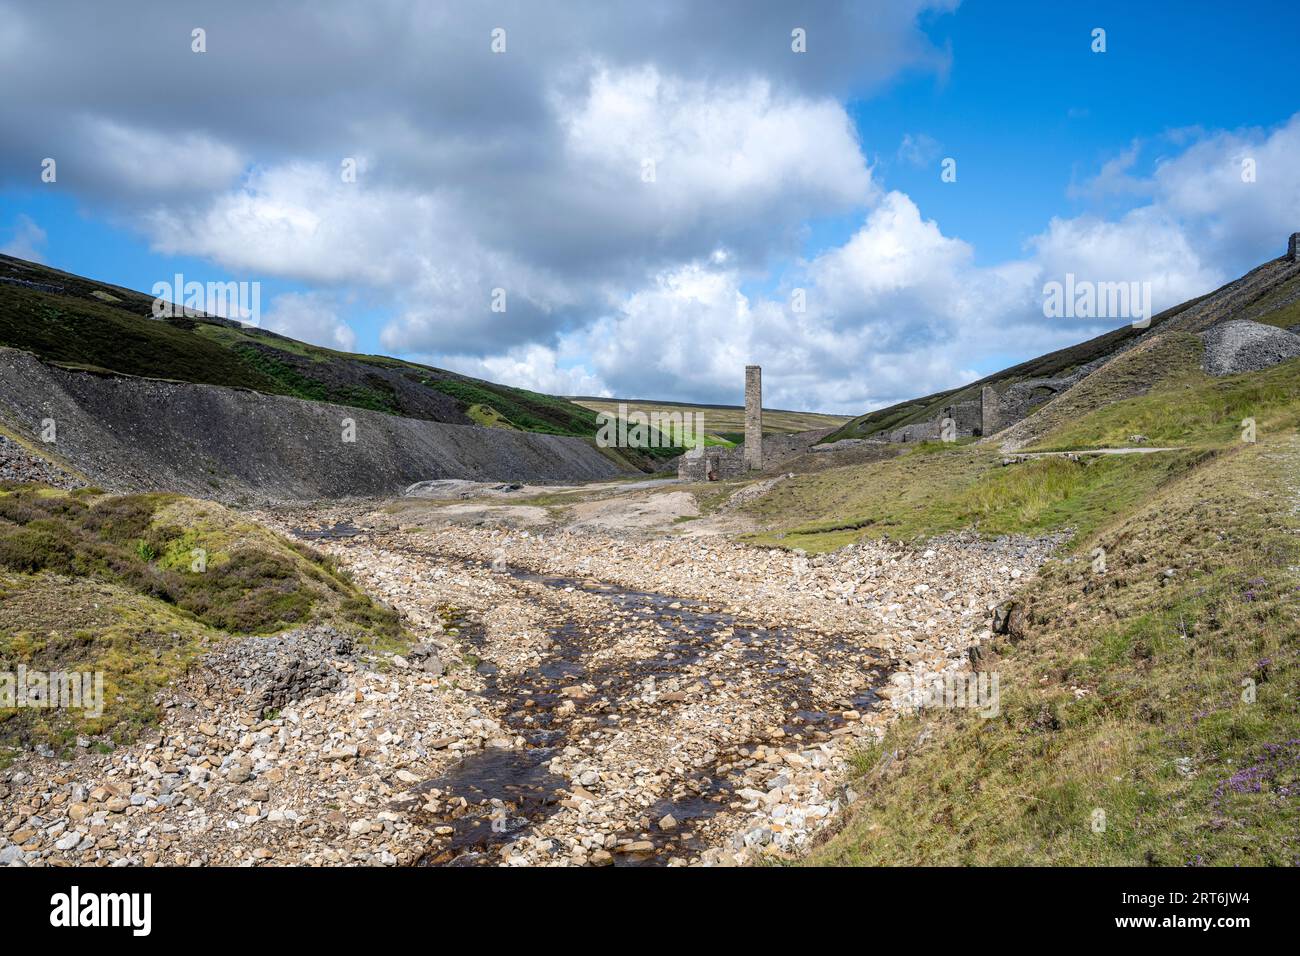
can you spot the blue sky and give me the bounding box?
[3,1,1299,411]
[858,1,1300,264]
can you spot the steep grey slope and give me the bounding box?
[827,235,1300,449]
[995,239,1300,450]
[0,348,626,501]
[0,253,633,446]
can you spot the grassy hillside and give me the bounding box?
[719,352,1300,865]
[1029,344,1300,451]
[743,442,1211,553]
[0,254,676,462]
[1235,271,1300,330]
[745,338,1300,549]
[0,485,404,754]
[808,434,1299,865]
[992,330,1205,450]
[822,296,1206,443]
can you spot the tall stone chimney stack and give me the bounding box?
[980,385,1000,437]
[1289,232,1300,262]
[744,365,763,470]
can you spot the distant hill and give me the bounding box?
[821,296,1206,443]
[0,253,673,468]
[824,239,1300,446]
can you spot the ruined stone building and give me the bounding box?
[677,365,829,480]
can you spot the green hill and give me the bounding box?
[0,254,675,465]
[827,247,1300,445]
[821,294,1205,443]
[801,411,1300,865]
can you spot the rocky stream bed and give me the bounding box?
[1,505,1059,867]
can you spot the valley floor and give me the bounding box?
[4,238,1300,869]
[3,429,1296,867]
[1,482,1054,866]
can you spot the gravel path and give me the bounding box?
[1004,447,1180,461]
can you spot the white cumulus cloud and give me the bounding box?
[262,291,357,352]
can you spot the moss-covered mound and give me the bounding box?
[0,486,401,753]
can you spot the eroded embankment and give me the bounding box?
[0,347,627,502]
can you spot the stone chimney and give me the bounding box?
[744,365,763,470]
[980,386,1000,437]
[1289,232,1300,262]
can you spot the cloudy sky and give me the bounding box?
[3,0,1299,413]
